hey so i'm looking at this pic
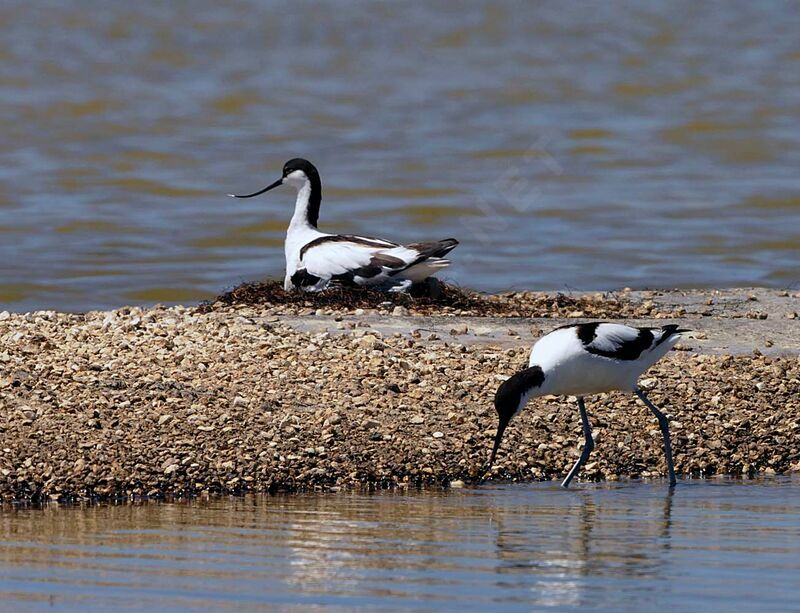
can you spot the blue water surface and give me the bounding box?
[0,478,798,611]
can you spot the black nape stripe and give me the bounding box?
[283,158,322,227]
[494,365,545,420]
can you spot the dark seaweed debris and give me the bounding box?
[198,279,496,314]
[196,279,673,319]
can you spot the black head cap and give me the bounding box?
[229,158,321,209]
[282,158,319,179]
[282,158,322,227]
[488,365,545,468]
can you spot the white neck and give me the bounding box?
[288,181,314,232]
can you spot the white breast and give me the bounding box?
[284,227,326,289]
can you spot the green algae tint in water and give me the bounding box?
[1,2,800,311]
[0,479,799,611]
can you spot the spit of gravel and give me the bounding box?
[0,304,798,503]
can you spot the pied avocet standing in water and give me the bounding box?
[489,322,689,487]
[230,158,458,292]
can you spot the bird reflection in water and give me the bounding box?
[488,485,675,607]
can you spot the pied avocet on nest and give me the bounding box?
[231,158,458,292]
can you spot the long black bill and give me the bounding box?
[228,178,282,199]
[487,418,509,469]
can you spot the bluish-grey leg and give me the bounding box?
[561,397,593,488]
[635,387,677,486]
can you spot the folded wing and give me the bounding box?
[574,322,687,361]
[293,234,457,289]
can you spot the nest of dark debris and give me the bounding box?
[198,279,493,314]
[196,279,667,319]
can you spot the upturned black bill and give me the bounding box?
[229,178,282,198]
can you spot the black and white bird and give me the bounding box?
[489,322,689,487]
[230,158,459,292]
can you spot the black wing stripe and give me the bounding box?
[574,321,601,344]
[369,253,407,270]
[387,238,458,277]
[405,238,459,259]
[655,324,690,347]
[587,328,653,361]
[557,322,688,361]
[572,322,654,361]
[299,235,398,259]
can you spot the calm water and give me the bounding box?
[0,479,798,611]
[1,1,800,311]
